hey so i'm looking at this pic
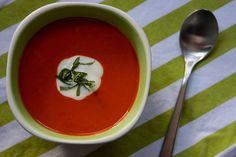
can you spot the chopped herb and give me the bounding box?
[84,80,95,88]
[79,60,95,65]
[60,84,78,91]
[57,57,95,96]
[57,76,72,86]
[72,57,95,70]
[72,71,87,81]
[76,84,81,96]
[58,68,72,82]
[71,57,81,70]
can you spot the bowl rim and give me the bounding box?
[7,2,151,144]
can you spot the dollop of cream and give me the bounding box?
[56,55,103,100]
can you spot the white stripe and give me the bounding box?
[215,144,236,157]
[0,0,14,8]
[39,144,102,157]
[137,46,236,127]
[0,121,31,151]
[130,97,236,157]
[58,0,104,3]
[0,24,18,55]
[134,79,181,127]
[0,77,6,105]
[151,0,236,69]
[127,0,190,27]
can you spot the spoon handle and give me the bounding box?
[159,61,195,157]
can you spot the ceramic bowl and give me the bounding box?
[7,2,151,144]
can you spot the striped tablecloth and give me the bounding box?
[1,0,236,157]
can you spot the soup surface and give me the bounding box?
[19,18,139,135]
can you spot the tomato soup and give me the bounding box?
[19,18,139,135]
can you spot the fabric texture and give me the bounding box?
[0,0,236,156]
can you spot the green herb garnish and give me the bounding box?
[57,57,95,96]
[71,57,95,70]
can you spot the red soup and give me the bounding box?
[19,18,139,135]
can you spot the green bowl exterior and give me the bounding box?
[7,2,151,143]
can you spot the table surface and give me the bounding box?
[1,0,236,157]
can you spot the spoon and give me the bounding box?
[159,9,218,157]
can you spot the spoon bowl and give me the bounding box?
[180,9,218,61]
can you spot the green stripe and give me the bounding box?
[0,136,57,157]
[0,53,7,79]
[0,101,15,126]
[102,0,144,12]
[86,72,236,156]
[175,121,236,157]
[149,24,236,95]
[0,0,57,31]
[144,0,231,46]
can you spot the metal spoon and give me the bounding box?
[159,9,218,157]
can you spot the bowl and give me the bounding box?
[7,2,151,144]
